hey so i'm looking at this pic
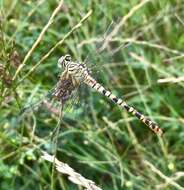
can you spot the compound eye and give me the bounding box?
[58,56,65,68]
[65,54,71,61]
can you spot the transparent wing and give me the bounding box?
[78,21,133,81]
[20,86,55,115]
[20,71,85,122]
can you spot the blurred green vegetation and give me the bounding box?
[0,0,184,189]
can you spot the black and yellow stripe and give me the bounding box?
[84,76,163,136]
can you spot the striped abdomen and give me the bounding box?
[84,75,163,136]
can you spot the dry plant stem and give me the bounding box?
[8,0,46,43]
[143,160,184,190]
[130,52,184,87]
[164,54,184,62]
[13,0,64,81]
[129,52,169,77]
[157,77,184,83]
[51,105,63,190]
[42,151,102,190]
[78,37,184,57]
[42,100,60,116]
[17,9,92,85]
[100,0,152,50]
[157,172,184,189]
[175,13,184,26]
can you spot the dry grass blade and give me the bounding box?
[13,0,64,80]
[143,160,184,190]
[78,37,184,57]
[157,77,184,83]
[17,9,92,85]
[41,151,102,190]
[157,172,184,189]
[100,0,152,50]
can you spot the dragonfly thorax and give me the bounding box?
[58,55,91,83]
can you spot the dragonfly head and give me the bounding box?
[58,54,71,68]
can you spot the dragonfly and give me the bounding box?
[53,54,164,136]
